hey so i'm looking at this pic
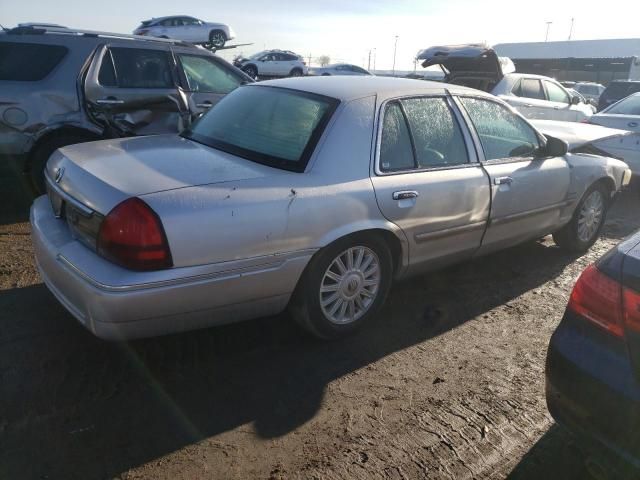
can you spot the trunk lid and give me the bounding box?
[416,43,515,92]
[46,134,284,215]
[590,114,640,133]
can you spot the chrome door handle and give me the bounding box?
[524,104,533,108]
[392,190,419,200]
[96,98,124,105]
[494,176,513,186]
[196,102,213,108]
[629,122,638,128]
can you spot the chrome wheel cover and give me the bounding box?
[319,246,381,325]
[577,190,605,242]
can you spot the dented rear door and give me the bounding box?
[84,44,187,136]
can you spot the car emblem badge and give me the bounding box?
[54,167,65,184]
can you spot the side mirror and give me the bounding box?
[571,95,581,105]
[539,135,569,157]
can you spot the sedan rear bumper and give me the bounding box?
[546,312,640,471]
[31,196,313,340]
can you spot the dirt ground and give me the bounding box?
[1,174,639,479]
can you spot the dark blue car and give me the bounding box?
[546,230,640,476]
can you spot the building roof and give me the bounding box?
[495,38,640,59]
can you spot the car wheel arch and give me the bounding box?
[311,227,408,279]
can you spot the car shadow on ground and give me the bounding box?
[1,235,588,479]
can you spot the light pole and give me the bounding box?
[373,48,377,71]
[368,49,372,71]
[392,35,399,76]
[568,17,575,41]
[545,21,552,42]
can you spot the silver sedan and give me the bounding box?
[31,77,631,340]
[309,63,372,76]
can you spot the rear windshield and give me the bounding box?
[184,85,338,172]
[607,95,640,115]
[0,42,67,81]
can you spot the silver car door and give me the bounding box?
[456,96,571,254]
[511,78,550,119]
[175,51,245,115]
[370,96,491,274]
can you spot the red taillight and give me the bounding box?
[97,198,172,271]
[623,287,640,333]
[567,264,624,337]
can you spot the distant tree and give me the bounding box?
[318,55,331,67]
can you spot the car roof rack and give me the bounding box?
[6,25,196,48]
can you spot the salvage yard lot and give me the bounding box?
[1,180,638,479]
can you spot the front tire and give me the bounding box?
[242,65,258,79]
[209,30,227,48]
[290,234,393,339]
[553,183,610,252]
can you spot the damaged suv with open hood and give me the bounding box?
[417,44,594,123]
[0,25,251,194]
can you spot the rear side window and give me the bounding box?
[459,97,540,160]
[0,42,67,81]
[103,47,173,89]
[379,102,415,172]
[178,54,242,94]
[514,79,545,100]
[402,97,469,167]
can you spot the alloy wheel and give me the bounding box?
[319,246,381,325]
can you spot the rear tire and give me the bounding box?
[29,134,94,195]
[289,68,303,77]
[553,183,610,252]
[290,234,393,339]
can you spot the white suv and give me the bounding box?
[417,44,594,122]
[233,50,307,79]
[133,16,235,48]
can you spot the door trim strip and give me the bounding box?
[414,220,487,243]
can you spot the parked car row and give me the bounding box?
[0,25,251,193]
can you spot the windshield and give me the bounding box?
[184,85,338,172]
[607,95,640,115]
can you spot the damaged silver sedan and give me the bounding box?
[31,76,631,340]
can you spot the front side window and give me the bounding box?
[379,102,415,172]
[0,42,67,81]
[178,54,242,94]
[402,97,469,167]
[106,47,173,89]
[607,95,640,115]
[459,97,540,160]
[545,81,570,104]
[184,86,338,171]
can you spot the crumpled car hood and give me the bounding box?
[531,119,633,149]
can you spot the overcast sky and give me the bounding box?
[4,0,640,70]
